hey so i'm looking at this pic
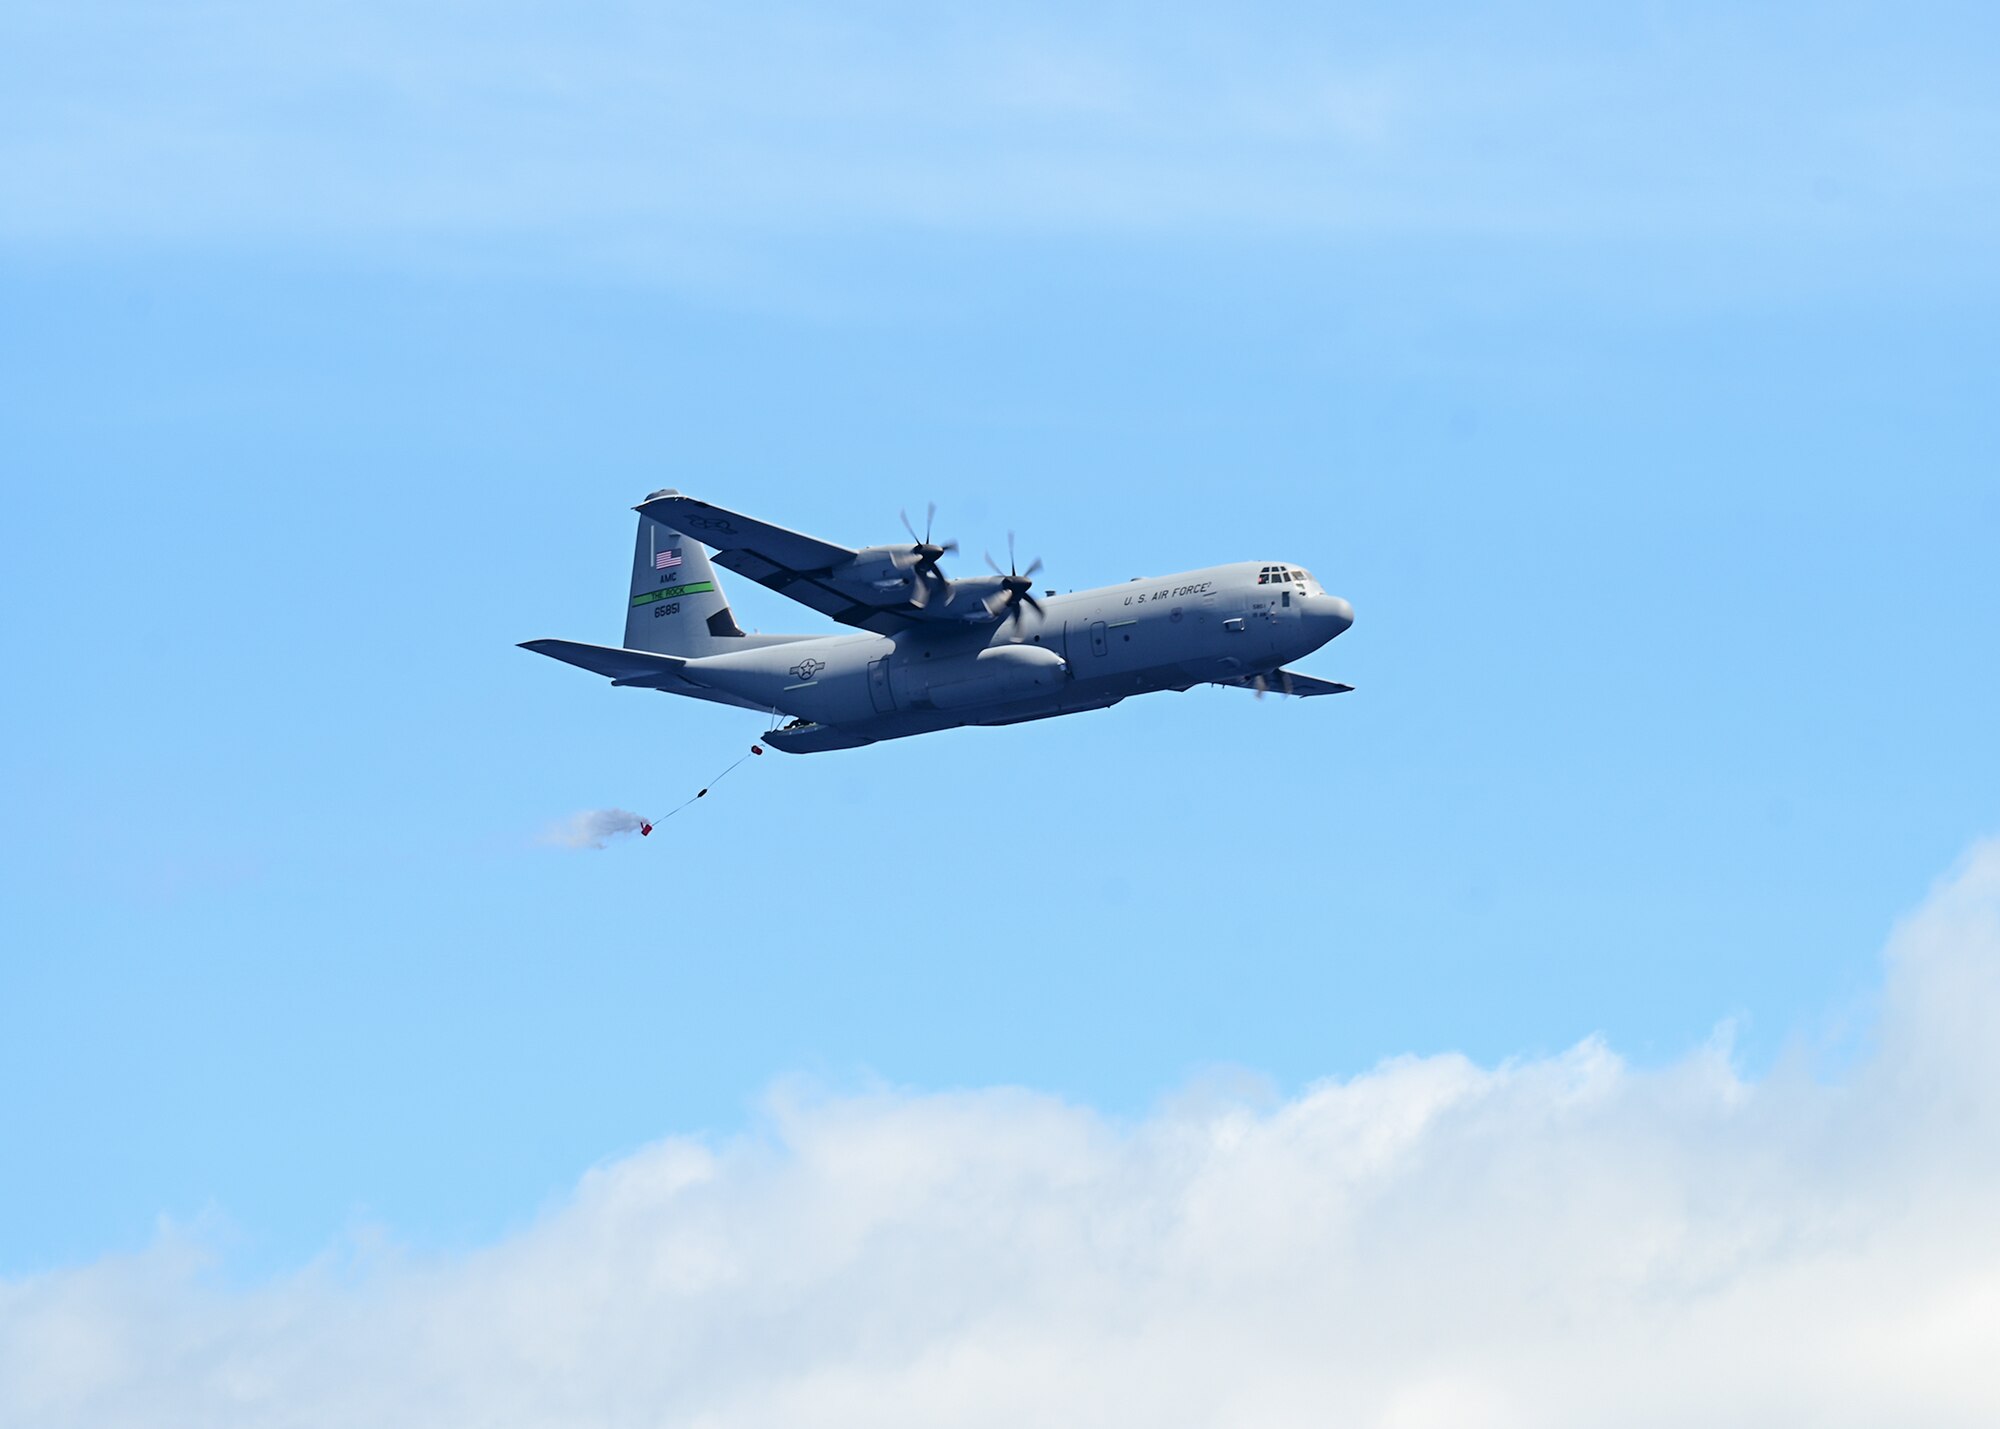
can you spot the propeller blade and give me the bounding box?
[982,530,1045,617]
[998,590,1042,627]
[924,501,938,543]
[900,507,920,544]
[939,538,960,556]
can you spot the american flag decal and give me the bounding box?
[655,548,683,571]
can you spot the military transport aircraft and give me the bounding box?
[521,491,1355,753]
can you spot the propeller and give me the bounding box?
[899,502,959,589]
[1252,670,1296,701]
[983,532,1045,626]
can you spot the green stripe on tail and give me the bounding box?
[631,581,717,607]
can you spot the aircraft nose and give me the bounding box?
[1319,594,1354,636]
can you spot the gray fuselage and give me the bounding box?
[674,562,1354,752]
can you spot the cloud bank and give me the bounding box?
[5,843,1999,1427]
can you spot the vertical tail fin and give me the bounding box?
[624,489,749,656]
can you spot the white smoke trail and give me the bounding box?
[539,808,649,850]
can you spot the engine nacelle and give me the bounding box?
[833,545,922,597]
[906,643,1069,710]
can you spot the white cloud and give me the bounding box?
[5,842,2000,1427]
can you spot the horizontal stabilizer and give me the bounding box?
[1218,667,1354,698]
[519,639,695,689]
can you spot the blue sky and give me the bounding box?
[4,0,1998,1342]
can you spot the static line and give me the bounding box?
[646,744,766,828]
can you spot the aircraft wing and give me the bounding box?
[637,492,854,573]
[1217,668,1355,698]
[636,491,988,634]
